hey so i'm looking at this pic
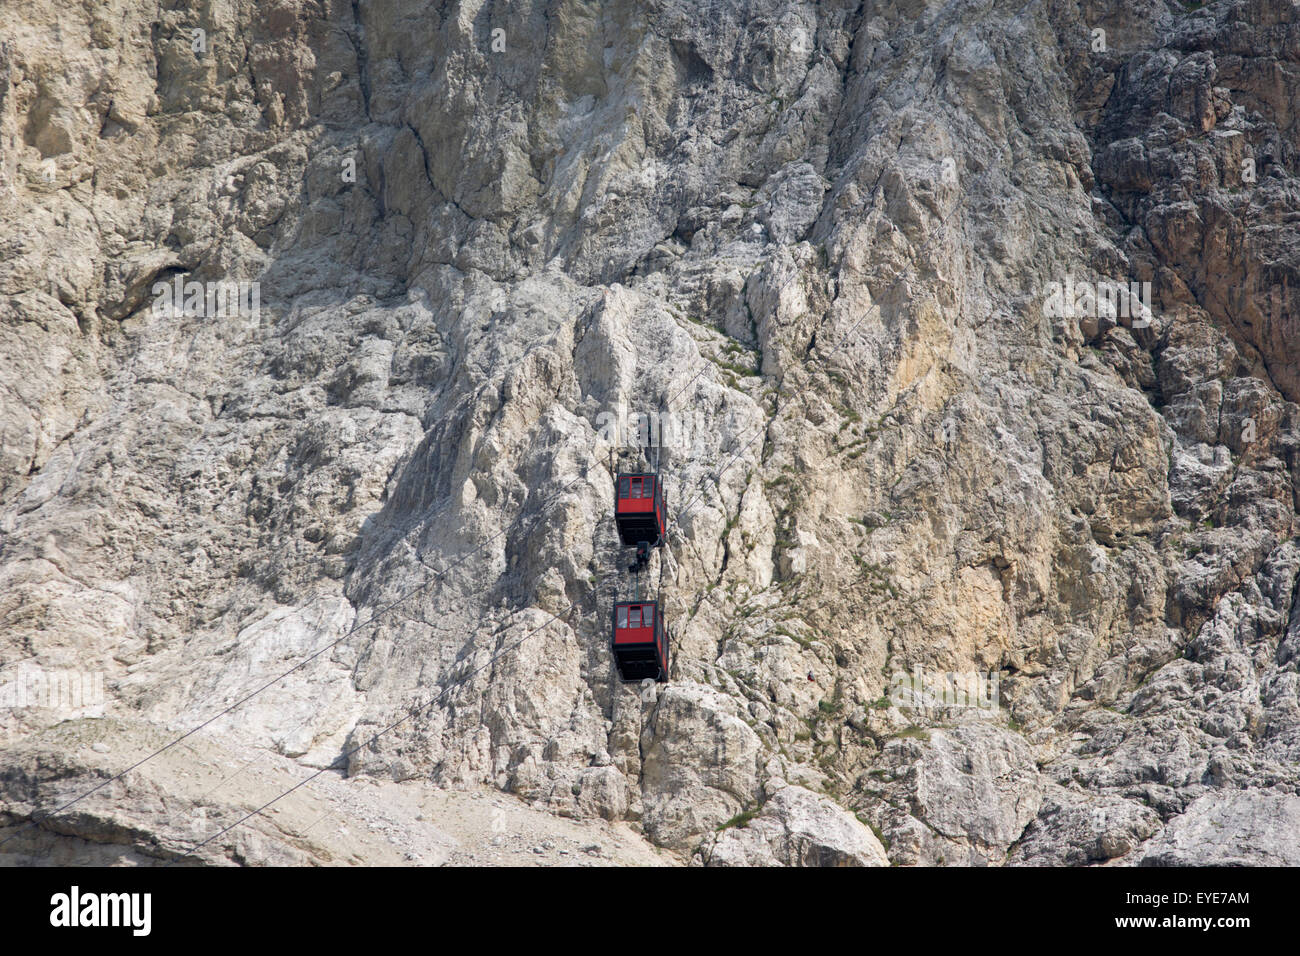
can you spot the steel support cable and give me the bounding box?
[170,602,578,864]
[0,469,591,850]
[3,201,947,853]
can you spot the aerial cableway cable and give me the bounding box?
[2,196,946,853]
[0,468,594,850]
[177,220,946,852]
[170,602,581,863]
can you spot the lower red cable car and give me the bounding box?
[611,600,669,682]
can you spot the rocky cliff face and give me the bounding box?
[1,0,1297,866]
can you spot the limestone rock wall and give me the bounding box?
[0,0,1297,866]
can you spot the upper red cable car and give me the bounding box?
[614,472,666,548]
[611,600,669,682]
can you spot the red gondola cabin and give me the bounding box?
[615,473,666,548]
[611,600,669,682]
